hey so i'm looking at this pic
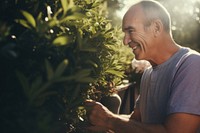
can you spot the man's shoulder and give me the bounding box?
[184,48,200,63]
[181,47,200,56]
[178,47,200,64]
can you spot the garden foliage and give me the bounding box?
[0,0,133,132]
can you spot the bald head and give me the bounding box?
[124,0,171,33]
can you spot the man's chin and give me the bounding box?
[134,55,144,60]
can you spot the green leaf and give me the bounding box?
[53,36,70,46]
[105,69,124,78]
[67,0,74,10]
[54,59,69,78]
[48,19,59,27]
[70,6,82,13]
[61,0,67,14]
[74,69,95,83]
[53,8,63,18]
[15,19,31,29]
[74,69,91,77]
[21,10,36,28]
[105,44,117,50]
[45,59,54,80]
[61,0,74,15]
[31,82,52,101]
[60,13,85,22]
[77,29,83,48]
[105,23,112,31]
[85,60,98,68]
[30,76,43,93]
[92,1,101,8]
[37,12,42,20]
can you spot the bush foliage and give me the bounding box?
[0,0,133,132]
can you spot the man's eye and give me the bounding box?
[128,30,134,33]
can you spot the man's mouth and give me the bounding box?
[132,43,140,52]
[128,41,139,51]
[132,45,138,51]
[128,41,140,52]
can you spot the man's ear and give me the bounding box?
[152,19,163,37]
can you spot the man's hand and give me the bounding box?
[85,100,114,132]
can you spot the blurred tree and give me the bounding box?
[106,0,125,26]
[158,0,200,51]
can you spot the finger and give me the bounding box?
[84,100,97,120]
[84,99,97,106]
[84,100,97,113]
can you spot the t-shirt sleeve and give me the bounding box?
[167,54,200,115]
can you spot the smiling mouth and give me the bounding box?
[132,45,138,51]
[128,41,139,51]
[132,43,140,52]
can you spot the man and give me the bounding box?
[85,0,200,133]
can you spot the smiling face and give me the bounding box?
[122,5,156,60]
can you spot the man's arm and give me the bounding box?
[110,112,200,133]
[86,100,200,133]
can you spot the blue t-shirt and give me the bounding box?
[137,47,200,126]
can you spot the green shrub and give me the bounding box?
[0,0,133,132]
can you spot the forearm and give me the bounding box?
[107,115,167,133]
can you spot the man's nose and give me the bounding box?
[123,35,131,46]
